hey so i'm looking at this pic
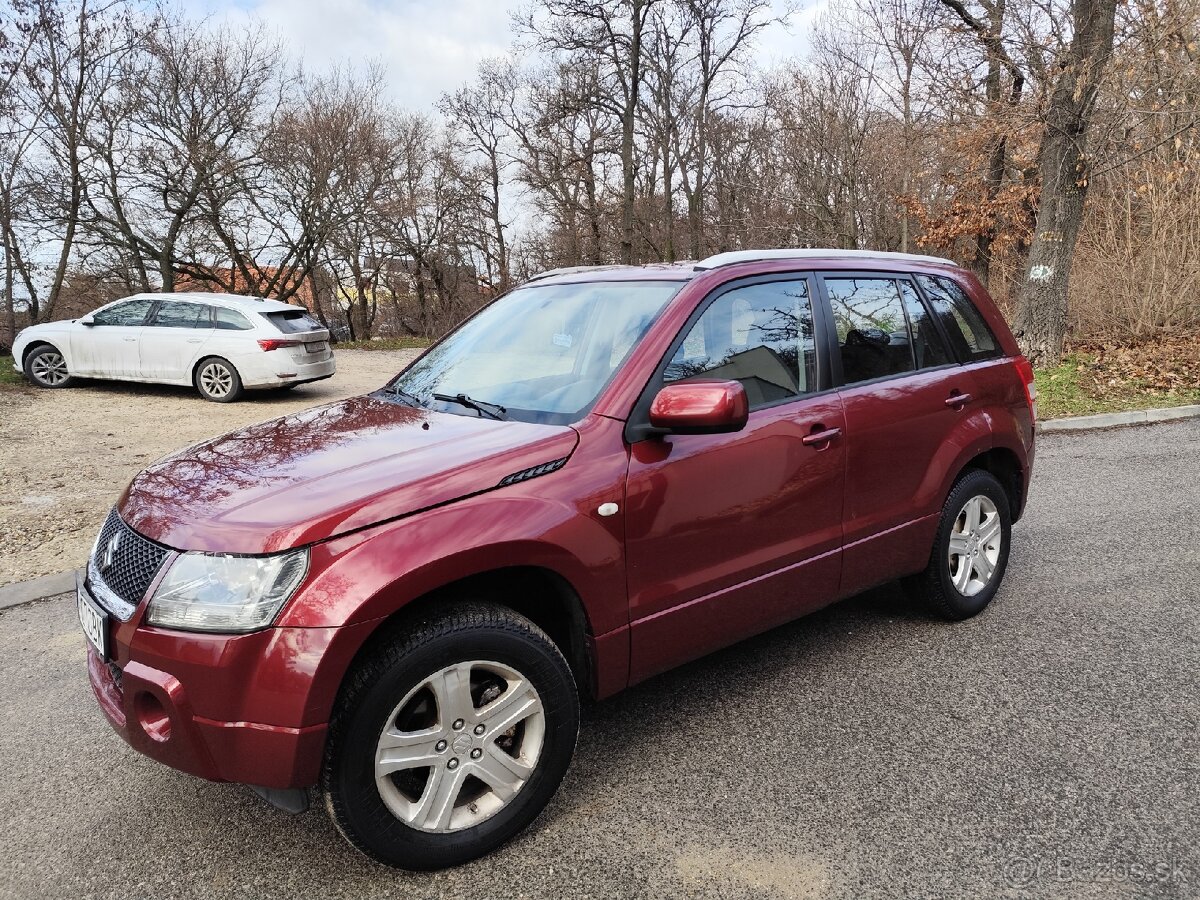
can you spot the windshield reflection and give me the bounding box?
[388,280,682,425]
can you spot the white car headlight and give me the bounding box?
[145,549,308,633]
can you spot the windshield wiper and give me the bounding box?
[386,385,426,408]
[433,392,508,421]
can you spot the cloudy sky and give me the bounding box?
[188,0,825,110]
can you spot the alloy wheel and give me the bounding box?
[199,362,233,398]
[31,351,69,386]
[947,494,1002,597]
[374,660,545,834]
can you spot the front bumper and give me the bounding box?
[80,569,374,790]
[87,648,327,788]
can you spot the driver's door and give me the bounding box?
[623,276,846,683]
[71,298,156,378]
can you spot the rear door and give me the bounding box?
[70,298,155,377]
[141,300,215,383]
[818,272,983,597]
[624,275,846,682]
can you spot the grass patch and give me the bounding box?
[335,337,431,351]
[0,354,26,387]
[1037,349,1200,420]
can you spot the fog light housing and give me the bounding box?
[135,693,171,743]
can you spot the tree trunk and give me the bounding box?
[1012,0,1118,366]
[2,219,15,351]
[619,0,649,266]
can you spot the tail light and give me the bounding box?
[1014,355,1037,421]
[257,338,301,352]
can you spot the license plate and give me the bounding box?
[78,585,109,660]
[304,341,326,354]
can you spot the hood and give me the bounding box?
[118,394,580,554]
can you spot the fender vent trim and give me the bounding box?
[498,457,569,487]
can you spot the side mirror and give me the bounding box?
[648,380,749,436]
[80,315,95,326]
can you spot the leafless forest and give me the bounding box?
[1,0,1197,363]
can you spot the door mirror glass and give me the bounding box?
[649,380,749,435]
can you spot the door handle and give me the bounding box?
[122,337,137,342]
[802,426,842,446]
[945,392,973,409]
[186,338,202,344]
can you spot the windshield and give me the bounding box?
[385,280,682,424]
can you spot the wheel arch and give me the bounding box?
[333,565,595,702]
[191,353,239,384]
[18,339,62,369]
[956,446,1026,521]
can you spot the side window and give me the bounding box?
[150,301,210,328]
[91,299,154,327]
[915,275,1001,362]
[665,279,816,409]
[213,307,253,331]
[899,281,953,369]
[825,278,915,384]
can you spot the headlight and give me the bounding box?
[145,549,308,633]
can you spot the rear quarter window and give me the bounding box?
[213,307,253,330]
[264,309,323,333]
[915,275,1002,362]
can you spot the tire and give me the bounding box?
[23,344,74,389]
[322,603,579,870]
[194,357,243,402]
[906,468,1012,620]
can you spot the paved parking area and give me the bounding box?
[0,420,1197,899]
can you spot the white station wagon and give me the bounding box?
[12,293,336,402]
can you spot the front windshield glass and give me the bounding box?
[386,280,683,424]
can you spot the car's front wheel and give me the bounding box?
[23,344,74,389]
[322,604,579,870]
[194,357,243,402]
[907,468,1012,620]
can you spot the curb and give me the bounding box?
[1039,403,1200,433]
[0,569,79,611]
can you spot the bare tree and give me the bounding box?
[934,0,1029,282]
[442,59,515,291]
[80,13,283,293]
[19,0,133,320]
[675,0,774,259]
[520,0,662,264]
[1011,0,1119,364]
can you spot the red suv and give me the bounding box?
[78,250,1035,869]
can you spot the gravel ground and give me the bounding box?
[0,419,1197,900]
[0,349,419,586]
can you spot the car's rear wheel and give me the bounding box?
[907,468,1012,620]
[322,604,579,870]
[24,344,74,389]
[194,357,243,402]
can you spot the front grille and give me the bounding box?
[91,510,170,608]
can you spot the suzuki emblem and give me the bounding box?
[102,532,121,572]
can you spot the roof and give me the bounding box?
[524,248,959,286]
[126,292,303,313]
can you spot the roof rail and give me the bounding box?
[693,248,956,271]
[524,264,631,284]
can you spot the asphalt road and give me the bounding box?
[1,420,1197,900]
